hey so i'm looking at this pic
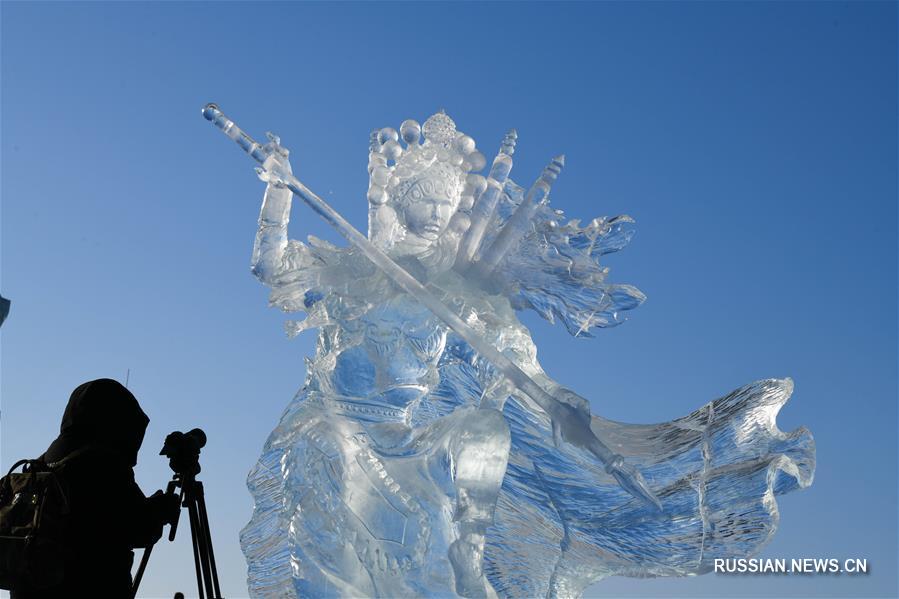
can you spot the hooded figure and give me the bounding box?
[12,379,176,598]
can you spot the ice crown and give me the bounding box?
[366,112,487,210]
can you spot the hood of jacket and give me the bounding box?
[45,378,149,466]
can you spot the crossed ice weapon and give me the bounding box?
[202,104,662,511]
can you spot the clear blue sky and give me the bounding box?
[2,2,896,598]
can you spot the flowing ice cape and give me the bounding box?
[427,370,813,597]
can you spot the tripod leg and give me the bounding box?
[189,492,217,599]
[195,482,223,598]
[187,492,207,599]
[132,542,155,598]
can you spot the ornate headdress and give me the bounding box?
[366,112,488,248]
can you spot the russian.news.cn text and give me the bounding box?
[715,558,869,575]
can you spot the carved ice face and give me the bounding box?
[400,192,457,242]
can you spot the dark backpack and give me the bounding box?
[0,449,88,591]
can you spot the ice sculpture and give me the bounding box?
[203,106,815,598]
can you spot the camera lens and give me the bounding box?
[187,428,207,449]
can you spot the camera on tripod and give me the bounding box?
[132,428,223,599]
[161,428,206,476]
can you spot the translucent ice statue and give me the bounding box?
[204,106,815,598]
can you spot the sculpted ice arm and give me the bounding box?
[250,135,293,285]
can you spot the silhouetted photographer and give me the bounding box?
[2,379,179,598]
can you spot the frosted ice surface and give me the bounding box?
[223,111,815,598]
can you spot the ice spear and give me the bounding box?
[455,129,517,270]
[202,104,662,511]
[470,154,565,279]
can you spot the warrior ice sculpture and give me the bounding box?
[203,106,815,598]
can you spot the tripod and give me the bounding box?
[132,430,223,599]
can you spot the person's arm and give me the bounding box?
[123,480,176,548]
[79,462,170,550]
